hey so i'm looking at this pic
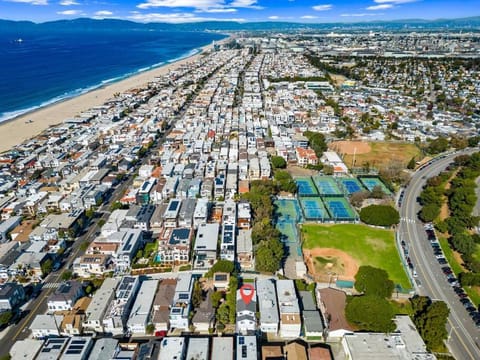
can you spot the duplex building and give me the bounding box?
[126,279,158,335]
[256,279,279,334]
[83,278,119,333]
[276,280,301,338]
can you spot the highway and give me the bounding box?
[399,149,480,360]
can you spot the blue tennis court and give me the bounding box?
[295,177,318,196]
[358,176,392,195]
[313,176,343,196]
[300,197,330,221]
[323,197,358,221]
[339,178,364,195]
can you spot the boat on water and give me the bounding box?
[14,38,23,43]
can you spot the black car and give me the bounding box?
[438,258,447,264]
[442,267,452,274]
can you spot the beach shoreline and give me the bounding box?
[0,38,228,153]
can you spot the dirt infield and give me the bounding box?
[330,141,371,155]
[303,248,359,282]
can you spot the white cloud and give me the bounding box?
[94,10,113,16]
[59,0,79,5]
[57,9,82,15]
[367,0,419,10]
[137,0,262,11]
[301,15,318,19]
[268,15,279,19]
[197,7,237,13]
[4,0,48,5]
[312,4,332,11]
[129,11,244,23]
[137,0,223,10]
[374,0,419,3]
[341,13,384,17]
[367,4,394,10]
[229,0,262,8]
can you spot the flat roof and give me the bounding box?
[36,337,69,360]
[10,339,43,360]
[276,280,300,314]
[85,278,119,322]
[211,337,234,360]
[257,279,279,325]
[127,280,158,328]
[299,291,317,311]
[60,337,93,360]
[185,338,209,360]
[194,223,219,251]
[236,336,257,360]
[87,338,119,360]
[159,337,185,360]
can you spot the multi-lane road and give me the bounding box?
[400,149,480,360]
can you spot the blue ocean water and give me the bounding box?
[0,30,226,122]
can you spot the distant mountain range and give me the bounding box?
[1,16,480,33]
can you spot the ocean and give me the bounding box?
[0,30,226,123]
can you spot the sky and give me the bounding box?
[0,0,479,23]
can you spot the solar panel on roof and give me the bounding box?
[179,293,189,300]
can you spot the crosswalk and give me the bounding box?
[400,217,416,224]
[43,282,61,289]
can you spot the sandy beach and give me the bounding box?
[0,41,221,153]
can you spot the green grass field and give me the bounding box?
[302,224,411,290]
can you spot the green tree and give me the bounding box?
[271,156,287,169]
[146,323,155,335]
[255,238,284,273]
[427,137,449,154]
[274,170,297,193]
[303,131,328,158]
[451,233,475,254]
[41,259,53,276]
[192,281,204,308]
[359,205,400,227]
[79,241,89,252]
[354,266,394,298]
[345,295,396,333]
[61,270,73,281]
[419,203,441,223]
[0,311,13,326]
[211,291,223,308]
[216,303,230,325]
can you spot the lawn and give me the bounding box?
[302,223,411,290]
[342,142,421,170]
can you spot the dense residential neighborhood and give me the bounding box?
[0,31,479,359]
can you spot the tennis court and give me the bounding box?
[300,197,330,221]
[274,199,303,244]
[323,197,358,221]
[313,176,343,196]
[338,178,365,195]
[358,176,392,195]
[295,177,318,197]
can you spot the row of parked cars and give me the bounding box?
[424,224,480,328]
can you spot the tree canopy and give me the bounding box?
[303,131,328,158]
[255,237,284,273]
[410,296,449,352]
[271,156,287,169]
[359,205,400,227]
[345,295,396,333]
[354,265,394,298]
